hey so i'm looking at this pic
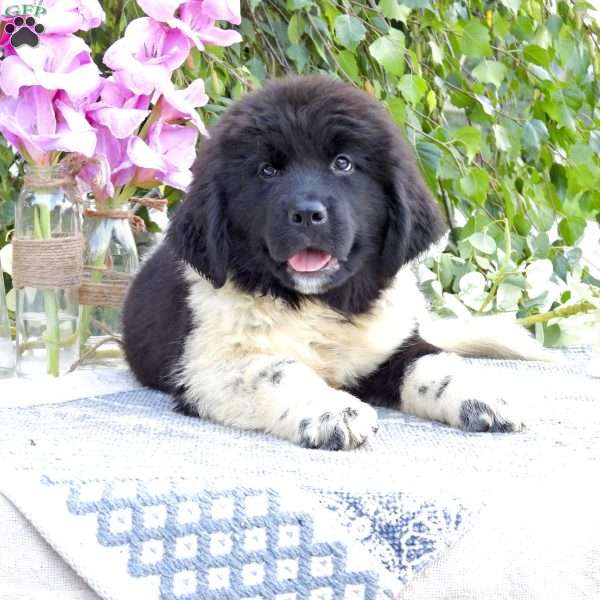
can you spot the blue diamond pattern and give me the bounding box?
[44,478,385,599]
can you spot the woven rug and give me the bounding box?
[0,350,599,600]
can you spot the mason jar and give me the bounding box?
[79,198,139,364]
[0,255,14,378]
[13,164,82,377]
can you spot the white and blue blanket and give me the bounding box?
[0,350,599,600]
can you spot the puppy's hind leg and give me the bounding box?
[177,355,379,450]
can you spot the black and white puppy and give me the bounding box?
[123,76,546,450]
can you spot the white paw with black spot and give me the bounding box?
[297,393,379,450]
[459,398,524,433]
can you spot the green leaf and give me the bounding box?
[453,126,481,162]
[472,60,507,88]
[589,131,600,154]
[499,0,520,12]
[335,50,360,82]
[542,323,561,347]
[493,124,512,151]
[416,140,442,177]
[335,15,367,50]
[497,283,523,310]
[426,89,437,113]
[522,120,548,155]
[523,44,552,68]
[532,205,555,232]
[369,32,405,76]
[403,0,431,8]
[460,20,492,58]
[398,74,427,104]
[386,97,406,126]
[286,43,309,71]
[286,0,311,8]
[550,163,567,203]
[379,0,410,21]
[458,168,490,204]
[468,232,497,254]
[514,212,531,235]
[288,13,304,44]
[428,40,444,65]
[533,232,550,258]
[558,216,586,245]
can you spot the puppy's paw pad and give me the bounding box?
[460,399,523,433]
[298,402,378,451]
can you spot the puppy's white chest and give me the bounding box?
[185,266,423,388]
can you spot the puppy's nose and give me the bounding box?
[288,200,328,227]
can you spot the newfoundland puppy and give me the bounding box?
[123,75,546,450]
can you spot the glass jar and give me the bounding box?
[0,255,14,378]
[79,199,139,364]
[13,165,82,377]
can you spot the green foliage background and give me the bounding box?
[2,0,600,344]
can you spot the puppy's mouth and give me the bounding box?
[287,248,339,274]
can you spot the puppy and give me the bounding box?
[123,75,545,450]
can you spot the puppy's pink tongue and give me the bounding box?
[288,249,332,272]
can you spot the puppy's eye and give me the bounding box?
[259,163,278,178]
[332,155,353,173]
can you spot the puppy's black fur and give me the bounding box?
[123,76,446,394]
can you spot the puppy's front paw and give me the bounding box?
[297,393,379,450]
[459,398,524,433]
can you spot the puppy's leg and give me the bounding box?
[400,352,524,432]
[349,335,523,432]
[177,356,379,450]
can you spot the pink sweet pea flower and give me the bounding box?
[104,18,191,95]
[155,79,208,135]
[0,34,100,101]
[128,121,198,191]
[0,87,96,164]
[137,0,241,49]
[86,77,151,139]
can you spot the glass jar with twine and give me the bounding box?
[0,254,14,378]
[13,164,83,377]
[78,193,166,365]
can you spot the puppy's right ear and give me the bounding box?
[167,141,230,288]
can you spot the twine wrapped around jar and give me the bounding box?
[79,266,131,308]
[12,235,84,289]
[79,207,142,308]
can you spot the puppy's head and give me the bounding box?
[169,76,446,311]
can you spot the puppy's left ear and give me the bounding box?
[380,137,447,278]
[167,140,230,287]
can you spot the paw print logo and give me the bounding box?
[4,16,45,48]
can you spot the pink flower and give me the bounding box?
[15,0,105,34]
[155,79,208,135]
[104,18,192,95]
[200,0,242,25]
[0,87,96,164]
[137,0,242,49]
[128,120,198,191]
[77,125,135,201]
[86,78,151,139]
[0,34,100,101]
